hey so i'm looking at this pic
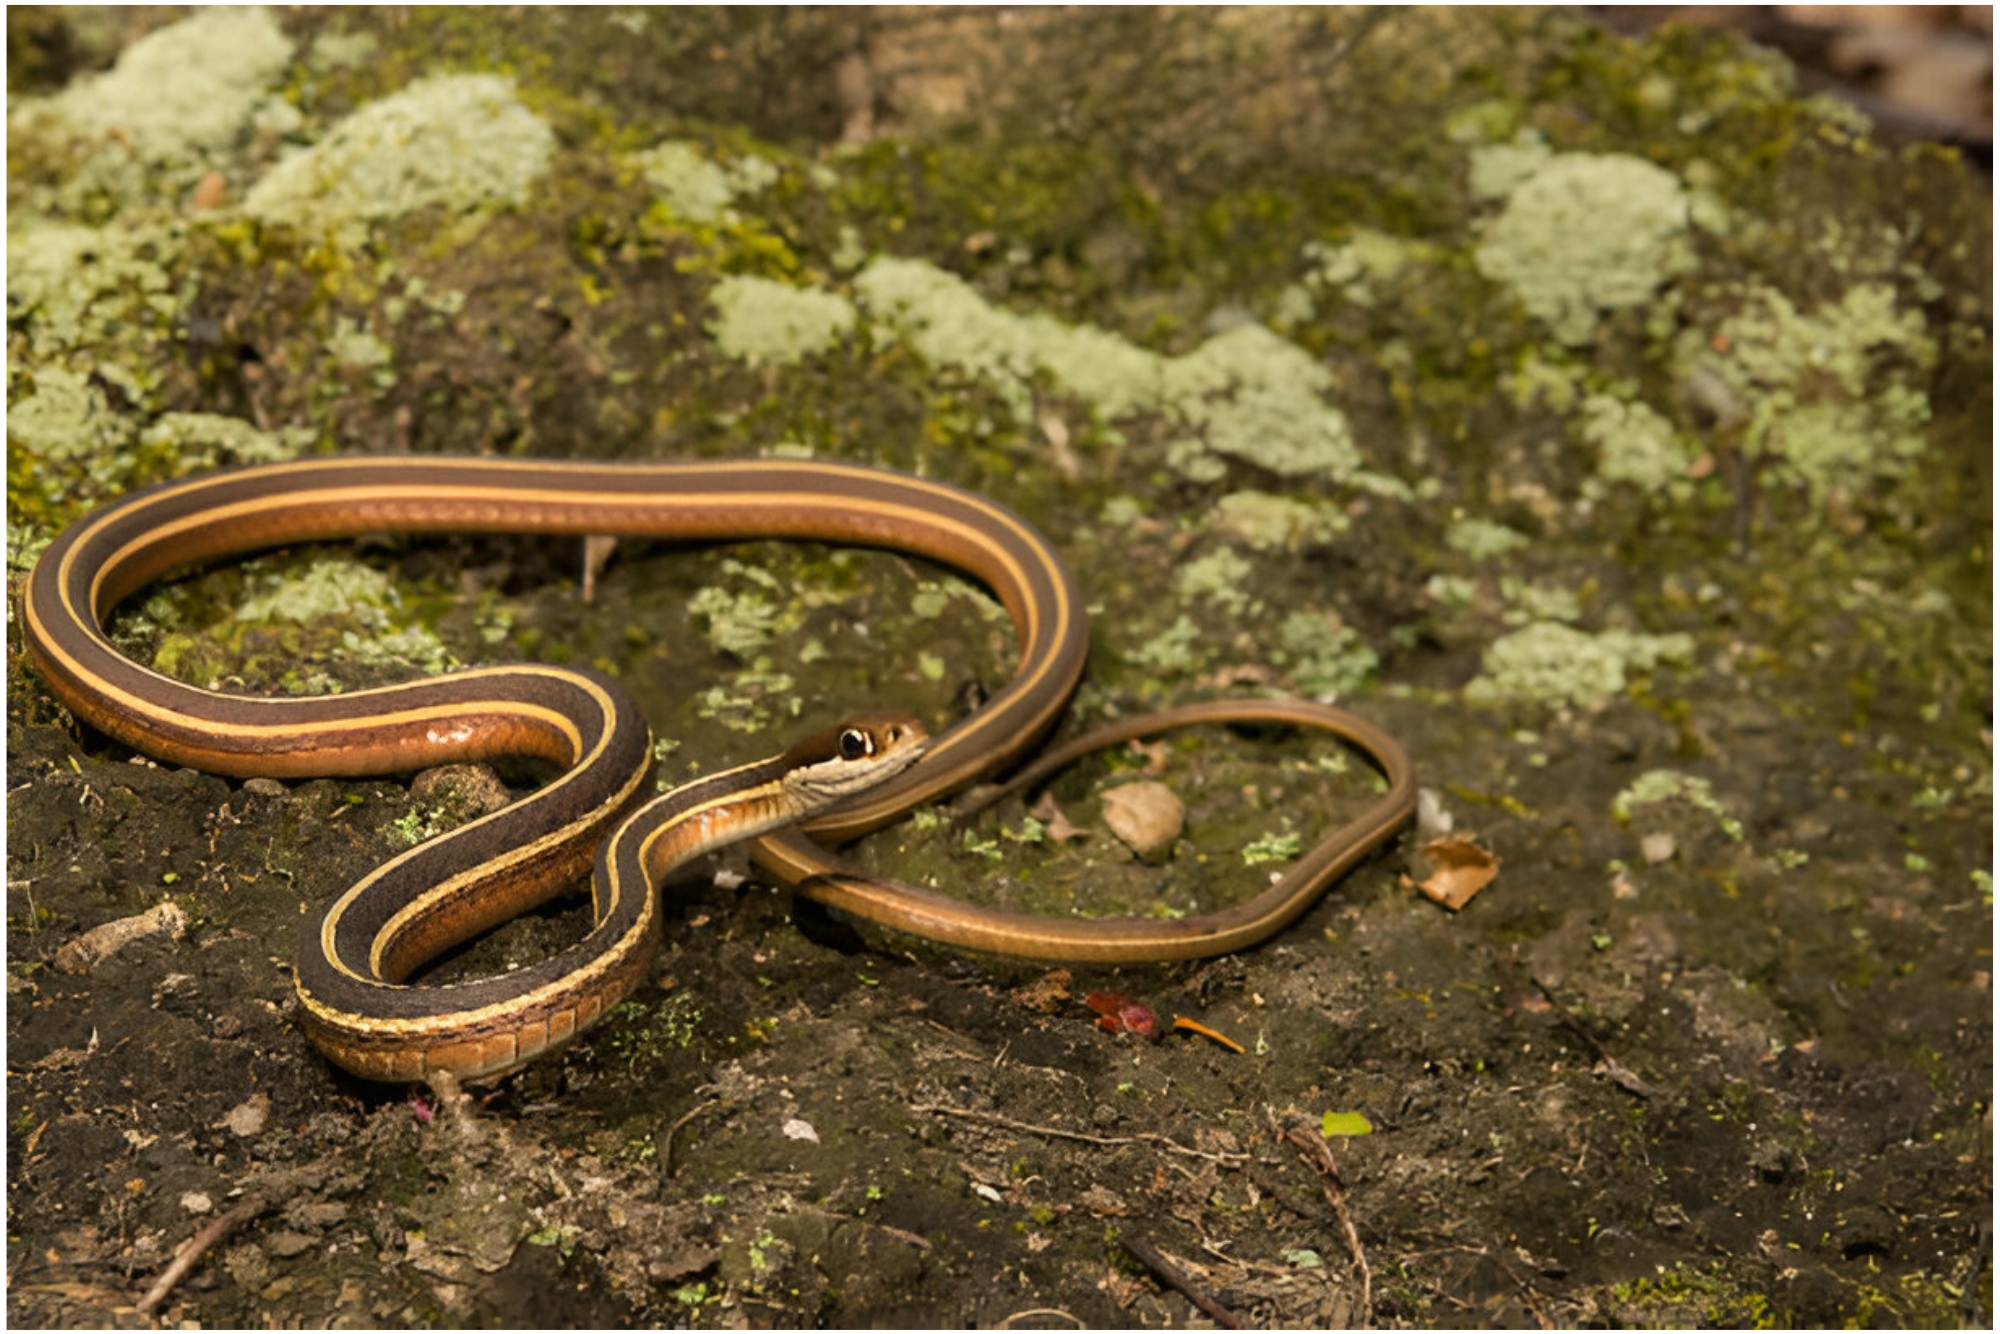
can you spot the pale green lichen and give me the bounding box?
[851,257,1399,490]
[1128,615,1204,673]
[26,6,293,169]
[688,585,790,657]
[634,142,777,224]
[1466,131,1553,203]
[1275,612,1378,699]
[1465,621,1695,710]
[709,276,857,366]
[908,577,1006,624]
[308,29,378,72]
[235,558,398,626]
[6,222,181,359]
[855,256,1158,421]
[7,366,130,463]
[1672,282,1936,503]
[1474,151,1693,346]
[1579,393,1690,491]
[1498,578,1583,626]
[1211,490,1349,550]
[1160,324,1367,481]
[222,557,453,677]
[140,413,312,469]
[1278,231,1418,321]
[1612,769,1745,841]
[1100,496,1147,526]
[326,318,395,379]
[1174,548,1256,615]
[1445,518,1530,561]
[243,74,556,234]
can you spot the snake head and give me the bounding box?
[781,712,928,806]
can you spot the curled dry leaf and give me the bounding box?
[1027,792,1087,841]
[1409,835,1499,911]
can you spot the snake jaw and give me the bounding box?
[783,712,928,807]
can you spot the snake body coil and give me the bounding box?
[23,456,1415,1079]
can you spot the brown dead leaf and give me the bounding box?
[1409,835,1498,911]
[1127,738,1171,775]
[1028,792,1087,841]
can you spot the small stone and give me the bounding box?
[1099,782,1184,861]
[409,765,512,823]
[242,777,287,797]
[1640,832,1677,863]
[54,902,189,973]
[220,1093,270,1138]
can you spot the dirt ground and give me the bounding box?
[7,8,1991,1329]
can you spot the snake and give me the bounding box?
[21,455,1416,1081]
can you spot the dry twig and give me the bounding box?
[1270,1110,1373,1329]
[909,1103,1249,1163]
[1119,1231,1247,1330]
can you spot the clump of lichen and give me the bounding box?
[708,276,857,366]
[243,73,557,235]
[1465,621,1695,711]
[1473,146,1694,346]
[1578,393,1693,492]
[1672,281,1937,504]
[13,5,295,214]
[633,141,779,225]
[847,256,1399,491]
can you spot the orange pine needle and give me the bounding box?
[1171,1016,1245,1053]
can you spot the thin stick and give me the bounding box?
[135,1193,270,1316]
[135,1157,346,1316]
[659,1098,723,1175]
[997,1308,1085,1329]
[1272,1111,1373,1329]
[1119,1232,1246,1330]
[909,1103,1248,1164]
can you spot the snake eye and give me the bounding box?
[838,727,872,761]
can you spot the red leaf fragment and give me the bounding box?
[1084,991,1162,1041]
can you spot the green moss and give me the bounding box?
[1465,621,1695,711]
[1607,1261,1778,1328]
[243,73,556,237]
[1473,150,1694,346]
